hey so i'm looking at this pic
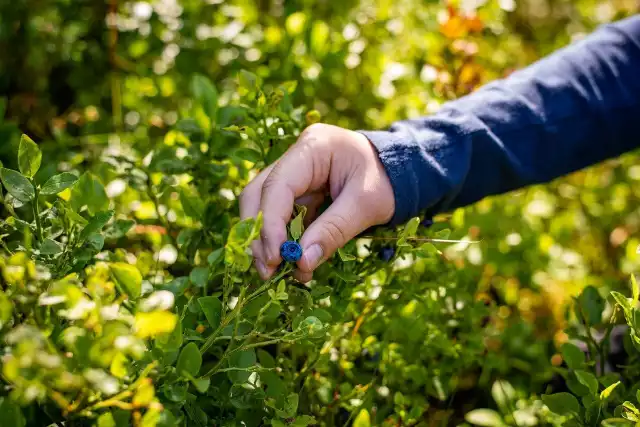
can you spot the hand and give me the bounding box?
[239,123,395,282]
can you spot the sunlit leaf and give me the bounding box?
[0,168,34,202]
[18,134,41,178]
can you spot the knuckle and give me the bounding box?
[321,214,349,249]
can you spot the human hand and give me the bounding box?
[239,123,395,282]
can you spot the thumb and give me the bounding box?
[297,190,371,273]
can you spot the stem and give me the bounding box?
[32,186,43,242]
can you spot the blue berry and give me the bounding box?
[421,217,434,228]
[378,246,395,262]
[280,240,302,262]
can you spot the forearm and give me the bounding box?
[361,15,640,225]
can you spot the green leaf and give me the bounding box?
[225,213,262,271]
[0,290,13,330]
[110,262,142,299]
[228,349,256,383]
[561,343,585,370]
[104,219,135,240]
[633,275,639,303]
[18,134,41,178]
[176,342,202,377]
[97,412,116,427]
[577,286,605,325]
[156,319,183,352]
[41,172,78,195]
[257,349,275,368]
[207,248,223,266]
[191,376,210,394]
[70,173,109,215]
[198,296,222,329]
[233,147,262,163]
[542,392,580,415]
[238,70,261,92]
[180,188,205,220]
[353,409,371,427]
[575,370,599,395]
[0,398,26,427]
[398,217,420,247]
[284,393,299,417]
[189,267,209,288]
[602,419,634,427]
[601,381,621,400]
[289,205,306,240]
[191,74,218,121]
[79,210,114,242]
[291,415,316,427]
[0,168,35,202]
[465,409,506,427]
[338,247,356,261]
[40,238,63,255]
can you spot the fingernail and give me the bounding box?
[303,244,324,270]
[255,259,268,278]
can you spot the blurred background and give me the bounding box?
[1,0,640,424]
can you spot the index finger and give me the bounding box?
[259,133,331,267]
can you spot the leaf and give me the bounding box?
[191,377,210,394]
[228,349,256,383]
[575,370,599,395]
[156,319,183,352]
[97,413,116,427]
[257,349,275,368]
[542,392,580,415]
[198,296,222,329]
[79,210,114,242]
[40,238,63,255]
[561,343,585,370]
[18,134,41,178]
[70,173,109,215]
[180,188,205,220]
[104,219,135,240]
[0,398,26,427]
[398,217,420,247]
[284,393,299,417]
[353,409,371,427]
[191,74,218,121]
[162,277,191,296]
[176,342,202,377]
[0,291,13,330]
[135,311,178,339]
[189,267,209,288]
[577,286,605,325]
[0,168,35,202]
[337,247,356,262]
[133,380,156,406]
[633,275,639,303]
[465,409,506,426]
[233,147,262,163]
[41,172,78,195]
[601,381,621,400]
[110,262,143,299]
[291,415,316,427]
[491,380,516,414]
[207,248,223,266]
[289,206,306,240]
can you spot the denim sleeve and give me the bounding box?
[360,15,640,226]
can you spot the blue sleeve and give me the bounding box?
[360,15,640,226]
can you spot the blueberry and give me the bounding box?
[421,217,434,228]
[280,240,303,262]
[378,246,395,262]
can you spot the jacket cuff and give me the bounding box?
[357,129,440,226]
